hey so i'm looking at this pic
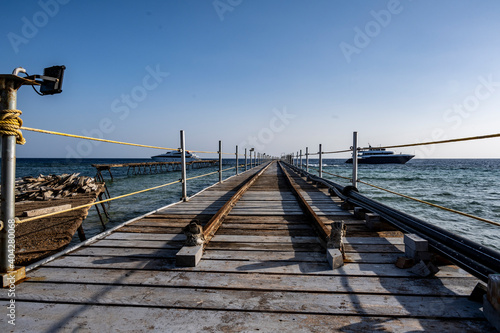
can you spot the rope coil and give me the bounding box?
[0,109,25,144]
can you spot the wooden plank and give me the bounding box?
[69,247,179,258]
[6,302,495,332]
[11,283,485,318]
[27,267,479,296]
[41,255,471,278]
[215,229,317,237]
[105,232,185,241]
[207,241,325,252]
[90,238,403,253]
[219,223,316,230]
[89,239,183,249]
[22,204,72,217]
[105,232,321,244]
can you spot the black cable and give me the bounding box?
[23,71,43,96]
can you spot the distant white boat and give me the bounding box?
[345,146,414,164]
[151,150,200,162]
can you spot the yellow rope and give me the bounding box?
[17,179,181,224]
[306,133,500,156]
[360,133,500,151]
[22,127,178,151]
[357,179,500,227]
[189,149,236,155]
[0,109,26,144]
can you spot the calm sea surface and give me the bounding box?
[12,158,500,251]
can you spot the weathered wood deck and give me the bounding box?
[1,162,494,332]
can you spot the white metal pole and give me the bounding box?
[319,144,323,178]
[180,130,187,202]
[219,140,222,183]
[300,149,302,169]
[352,131,358,188]
[245,148,247,171]
[306,147,309,172]
[235,145,239,175]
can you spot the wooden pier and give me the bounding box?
[1,162,495,331]
[93,160,218,180]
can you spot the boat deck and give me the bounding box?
[1,163,494,332]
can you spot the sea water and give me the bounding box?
[311,158,500,251]
[11,158,500,251]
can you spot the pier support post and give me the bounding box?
[180,130,187,201]
[352,131,358,189]
[319,144,323,178]
[235,145,239,175]
[306,147,309,172]
[245,148,247,171]
[218,140,222,183]
[0,73,38,284]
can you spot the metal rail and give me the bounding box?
[285,162,500,282]
[278,162,330,244]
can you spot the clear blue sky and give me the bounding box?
[1,0,499,158]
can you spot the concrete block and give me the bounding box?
[404,234,428,252]
[176,245,203,267]
[365,213,382,230]
[408,260,439,277]
[468,282,487,302]
[483,294,500,332]
[395,256,415,269]
[487,274,500,313]
[2,266,26,288]
[340,201,353,211]
[408,260,430,277]
[353,207,366,219]
[327,249,344,269]
[365,213,380,223]
[405,247,431,262]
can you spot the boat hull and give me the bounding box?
[345,155,414,164]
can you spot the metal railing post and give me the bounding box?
[352,131,358,188]
[299,149,302,169]
[0,89,17,273]
[0,74,36,273]
[245,148,247,171]
[219,140,222,183]
[180,130,187,201]
[235,145,239,175]
[306,147,309,172]
[319,144,323,178]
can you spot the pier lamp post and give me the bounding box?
[0,66,65,283]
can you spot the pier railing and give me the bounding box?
[283,131,500,279]
[285,131,500,228]
[284,160,500,282]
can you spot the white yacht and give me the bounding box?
[151,150,200,162]
[345,146,414,164]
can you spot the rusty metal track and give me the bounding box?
[277,161,330,244]
[202,161,274,245]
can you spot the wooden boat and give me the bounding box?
[12,174,105,266]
